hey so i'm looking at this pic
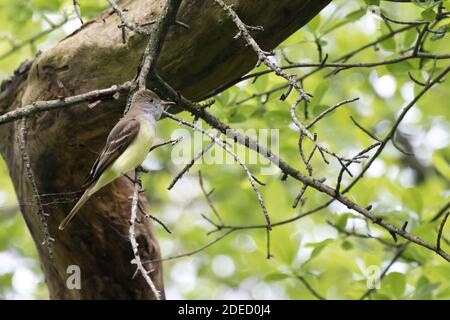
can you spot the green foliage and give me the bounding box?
[0,0,449,300]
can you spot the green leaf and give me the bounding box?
[263,110,291,127]
[386,60,414,74]
[341,240,353,251]
[376,210,410,227]
[32,0,62,11]
[346,8,367,22]
[321,8,366,35]
[364,0,380,6]
[403,29,418,49]
[432,154,450,180]
[333,213,354,230]
[412,0,440,9]
[310,81,330,115]
[384,272,406,298]
[308,14,321,33]
[401,189,423,213]
[228,113,247,123]
[413,276,439,299]
[380,25,397,51]
[421,7,437,21]
[265,273,291,281]
[306,239,334,259]
[431,25,448,41]
[226,104,255,123]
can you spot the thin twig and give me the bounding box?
[296,275,326,300]
[431,202,450,222]
[293,184,307,209]
[291,98,363,164]
[73,0,84,25]
[350,116,381,142]
[359,244,408,300]
[306,98,359,129]
[129,170,160,300]
[149,137,182,153]
[107,0,151,36]
[144,229,236,263]
[199,171,224,226]
[0,15,69,61]
[213,0,309,102]
[167,134,218,190]
[19,118,53,256]
[345,66,450,192]
[0,82,132,125]
[437,212,449,251]
[137,202,171,234]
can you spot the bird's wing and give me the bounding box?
[82,117,140,188]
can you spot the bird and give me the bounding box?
[59,89,164,230]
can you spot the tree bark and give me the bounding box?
[0,0,330,299]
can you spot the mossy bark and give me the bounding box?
[0,0,330,299]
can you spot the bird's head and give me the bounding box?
[131,89,164,120]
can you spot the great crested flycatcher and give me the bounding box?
[59,89,163,230]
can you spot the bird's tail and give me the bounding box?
[59,187,92,230]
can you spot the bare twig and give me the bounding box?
[431,202,450,222]
[350,116,381,142]
[296,275,326,300]
[0,82,132,125]
[359,244,408,300]
[167,134,219,190]
[306,98,359,129]
[149,137,183,153]
[437,212,449,251]
[145,229,236,263]
[199,170,224,226]
[213,0,309,102]
[73,0,83,25]
[291,98,364,164]
[236,52,450,85]
[327,220,395,247]
[107,0,151,36]
[345,66,450,192]
[137,0,182,89]
[293,184,307,209]
[19,118,53,256]
[129,170,160,300]
[0,15,69,61]
[137,202,172,234]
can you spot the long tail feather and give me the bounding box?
[59,188,92,230]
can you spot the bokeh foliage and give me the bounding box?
[0,0,449,299]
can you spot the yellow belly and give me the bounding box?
[111,120,154,175]
[90,118,155,194]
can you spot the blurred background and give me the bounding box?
[0,0,449,299]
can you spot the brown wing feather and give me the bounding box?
[82,118,140,188]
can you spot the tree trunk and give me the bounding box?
[0,0,330,299]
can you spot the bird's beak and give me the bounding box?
[160,100,176,106]
[160,100,176,111]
